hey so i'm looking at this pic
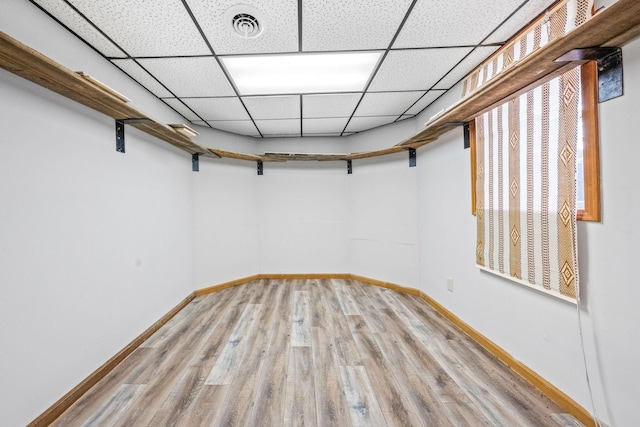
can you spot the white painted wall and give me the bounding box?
[256,162,349,273]
[0,70,195,427]
[192,158,259,287]
[348,153,420,288]
[413,36,640,427]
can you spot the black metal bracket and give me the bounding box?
[346,160,353,175]
[257,160,263,175]
[408,148,417,167]
[463,122,470,149]
[115,118,152,153]
[597,48,623,102]
[192,153,200,172]
[554,47,623,102]
[115,120,125,153]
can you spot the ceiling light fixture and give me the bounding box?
[221,52,382,95]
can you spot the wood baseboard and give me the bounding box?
[32,274,594,427]
[194,273,352,296]
[195,275,261,296]
[349,274,422,296]
[27,292,196,427]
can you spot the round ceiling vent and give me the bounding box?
[224,5,264,39]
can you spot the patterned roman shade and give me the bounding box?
[475,67,580,302]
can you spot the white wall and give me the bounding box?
[256,162,349,273]
[577,37,640,427]
[0,70,195,427]
[412,37,640,427]
[348,153,420,288]
[0,2,197,425]
[192,158,259,287]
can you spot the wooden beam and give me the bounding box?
[207,148,265,161]
[263,153,346,162]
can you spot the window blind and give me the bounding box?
[475,67,580,302]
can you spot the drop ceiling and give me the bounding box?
[30,0,556,138]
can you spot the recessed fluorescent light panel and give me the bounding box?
[221,52,382,95]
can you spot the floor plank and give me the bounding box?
[51,279,574,426]
[339,365,387,427]
[205,303,262,385]
[284,347,317,427]
[79,384,145,427]
[292,290,311,347]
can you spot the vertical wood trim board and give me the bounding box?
[27,292,196,427]
[30,274,593,426]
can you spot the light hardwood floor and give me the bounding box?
[51,279,579,426]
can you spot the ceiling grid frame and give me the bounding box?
[394,0,547,120]
[29,0,215,128]
[340,0,420,136]
[178,0,264,137]
[26,0,561,139]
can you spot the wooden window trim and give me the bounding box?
[470,62,601,221]
[578,61,601,221]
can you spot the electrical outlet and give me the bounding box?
[447,276,454,292]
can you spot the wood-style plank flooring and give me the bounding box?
[52,279,578,426]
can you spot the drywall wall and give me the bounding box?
[348,153,420,288]
[0,69,196,427]
[192,158,259,287]
[576,36,640,427]
[413,37,640,427]
[0,2,197,426]
[256,162,350,273]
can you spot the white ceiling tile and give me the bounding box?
[303,94,361,118]
[163,98,201,121]
[303,118,349,135]
[205,120,261,137]
[345,116,397,133]
[242,96,300,120]
[485,0,556,44]
[433,46,500,89]
[183,97,250,121]
[111,59,173,98]
[302,0,413,51]
[255,119,301,135]
[354,91,424,117]
[137,57,235,97]
[33,0,126,57]
[394,0,530,48]
[67,0,210,56]
[186,0,298,54]
[399,115,415,121]
[405,91,445,115]
[369,48,472,92]
[303,133,343,137]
